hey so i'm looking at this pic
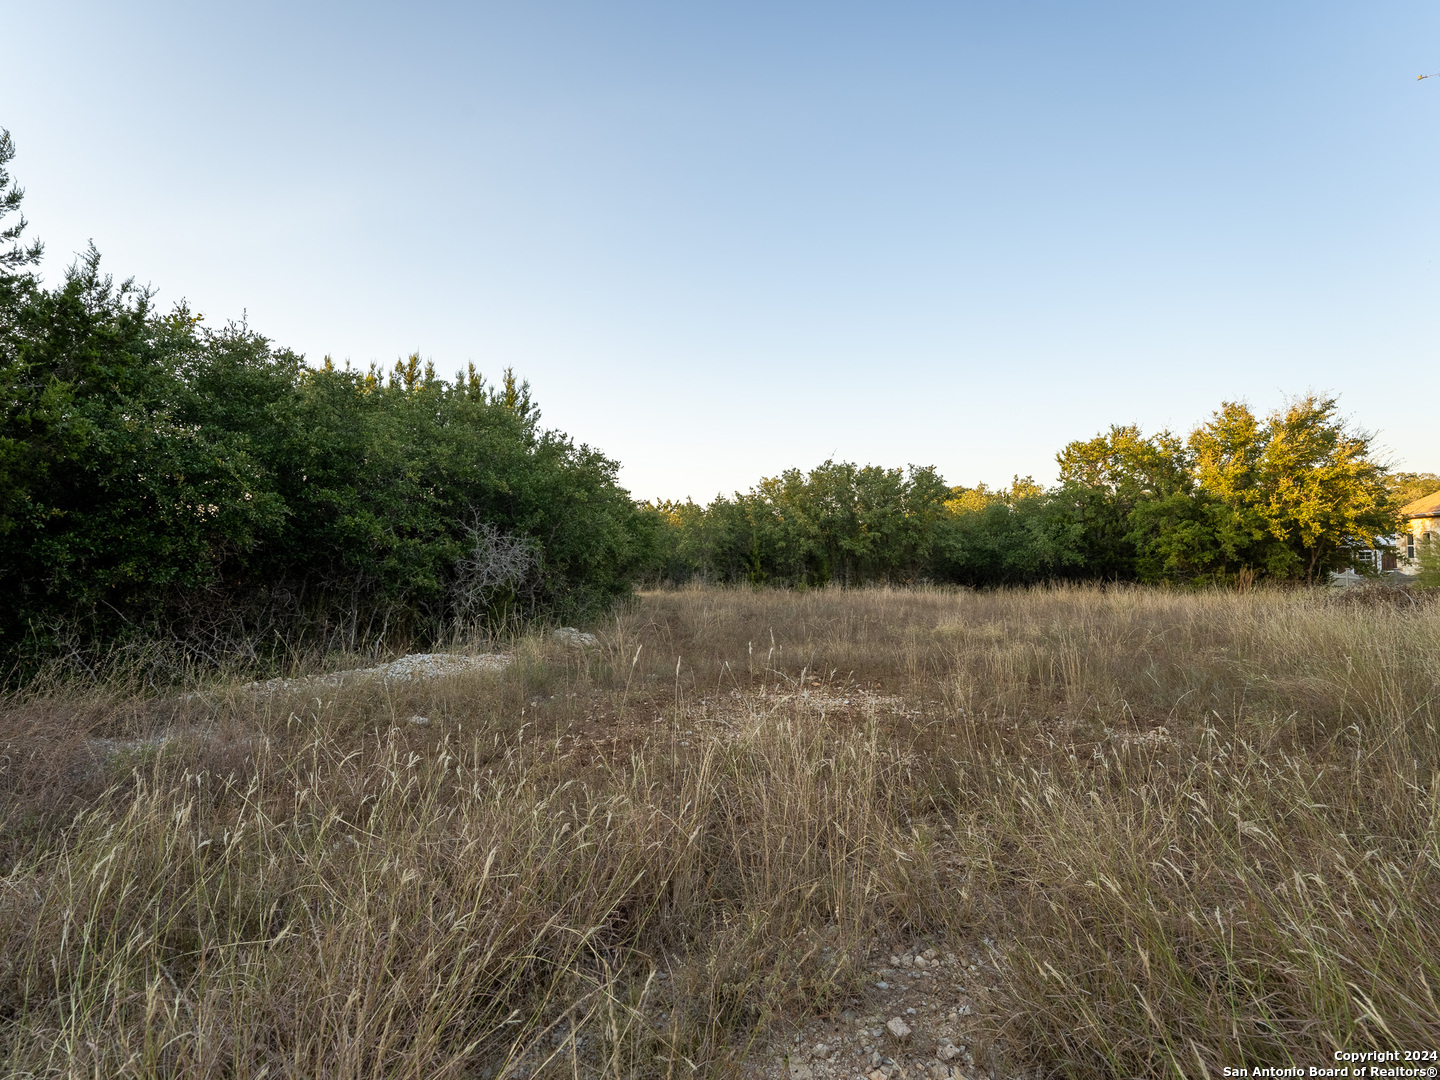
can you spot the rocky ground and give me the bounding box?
[742,941,1017,1080]
[496,934,1019,1080]
[236,649,513,693]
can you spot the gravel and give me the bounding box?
[234,652,511,695]
[740,935,1007,1080]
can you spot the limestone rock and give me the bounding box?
[553,627,598,647]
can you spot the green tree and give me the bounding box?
[934,477,1084,585]
[0,135,650,667]
[0,129,43,279]
[1054,424,1194,579]
[1386,471,1440,508]
[644,461,962,586]
[1416,535,1440,589]
[1189,395,1395,581]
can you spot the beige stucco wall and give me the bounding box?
[1398,515,1440,572]
[1407,515,1440,541]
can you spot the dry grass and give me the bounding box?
[0,584,1436,1078]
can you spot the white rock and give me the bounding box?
[88,734,171,761]
[811,1043,829,1058]
[899,954,914,968]
[937,1043,961,1061]
[553,627,598,647]
[235,652,510,697]
[406,715,430,726]
[885,1017,912,1040]
[913,955,928,969]
[924,948,939,961]
[787,1063,813,1080]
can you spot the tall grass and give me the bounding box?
[0,584,1435,1077]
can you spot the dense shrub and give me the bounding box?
[0,135,650,668]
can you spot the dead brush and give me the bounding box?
[0,642,936,1077]
[0,583,1434,1078]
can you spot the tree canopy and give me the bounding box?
[646,397,1401,588]
[0,130,651,670]
[0,124,1419,676]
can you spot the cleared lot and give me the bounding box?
[0,585,1436,1078]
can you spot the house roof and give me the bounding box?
[1401,490,1440,518]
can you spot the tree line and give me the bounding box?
[642,401,1421,588]
[1,127,1429,673]
[0,131,648,669]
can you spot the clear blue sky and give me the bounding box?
[7,2,1439,501]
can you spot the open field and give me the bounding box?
[0,585,1436,1079]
